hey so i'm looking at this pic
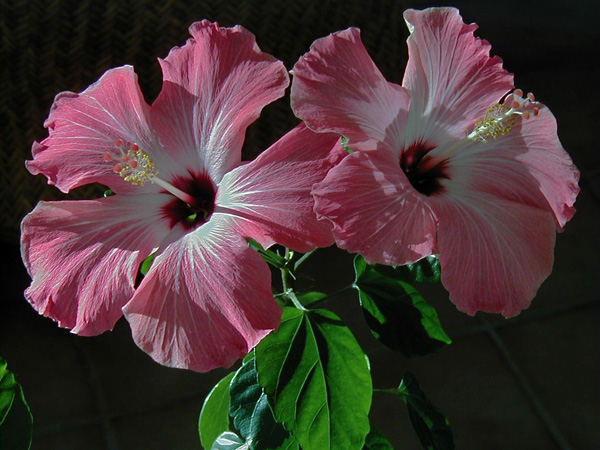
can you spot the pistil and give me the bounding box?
[104,141,196,205]
[416,89,540,173]
[467,89,539,142]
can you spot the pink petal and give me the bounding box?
[428,185,556,317]
[312,150,437,265]
[123,217,281,372]
[402,8,514,145]
[26,66,163,194]
[151,20,289,183]
[291,27,411,153]
[444,103,579,230]
[216,123,344,253]
[20,194,174,335]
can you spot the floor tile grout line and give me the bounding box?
[449,297,600,340]
[33,390,210,439]
[34,416,103,437]
[75,339,120,450]
[479,315,574,450]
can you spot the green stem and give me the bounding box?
[293,249,316,271]
[281,247,309,311]
[280,247,294,293]
[373,388,405,399]
[287,290,308,312]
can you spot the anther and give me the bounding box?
[527,92,535,101]
[104,141,159,185]
[514,89,523,97]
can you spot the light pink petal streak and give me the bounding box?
[123,217,281,372]
[445,103,579,229]
[27,66,162,194]
[291,27,410,154]
[428,185,556,317]
[312,150,437,265]
[152,20,289,183]
[216,123,344,253]
[402,8,514,145]
[20,195,174,336]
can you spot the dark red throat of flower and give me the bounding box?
[400,143,448,196]
[162,173,216,231]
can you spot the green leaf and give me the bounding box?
[255,307,372,450]
[397,256,441,284]
[229,355,289,450]
[211,431,246,450]
[0,359,17,425]
[353,255,450,357]
[362,428,395,450]
[0,357,32,450]
[199,372,235,450]
[271,435,300,450]
[398,373,454,450]
[295,291,327,308]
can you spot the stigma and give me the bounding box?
[468,89,540,142]
[104,141,158,185]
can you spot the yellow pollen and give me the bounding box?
[106,141,159,186]
[118,148,158,185]
[467,89,539,143]
[469,104,516,142]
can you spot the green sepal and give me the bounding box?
[199,372,235,450]
[397,373,454,450]
[140,252,157,276]
[255,307,372,450]
[0,357,32,450]
[340,136,353,153]
[247,238,287,269]
[353,255,450,357]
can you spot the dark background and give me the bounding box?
[1,0,598,449]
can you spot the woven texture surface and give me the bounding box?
[0,0,411,242]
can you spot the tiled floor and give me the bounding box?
[1,0,599,449]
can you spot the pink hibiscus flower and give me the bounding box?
[21,20,342,372]
[291,7,579,317]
